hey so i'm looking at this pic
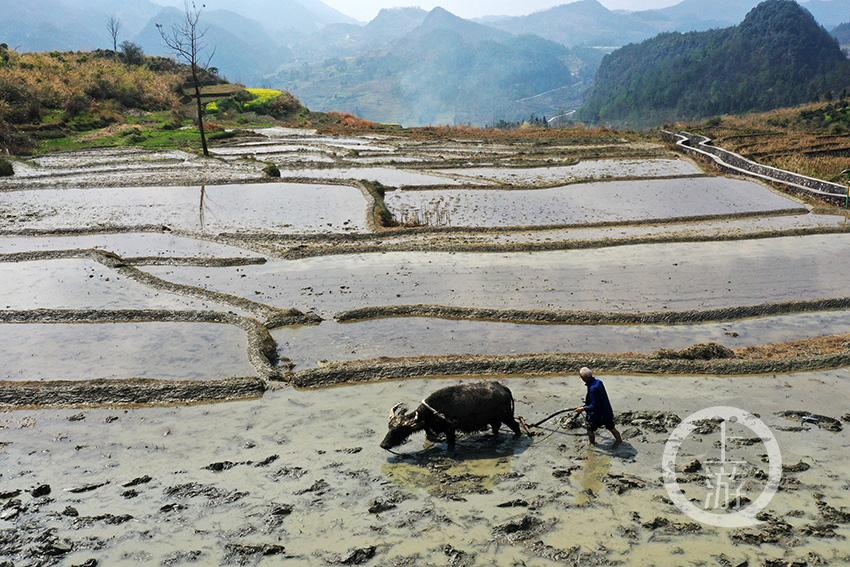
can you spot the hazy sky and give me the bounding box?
[323,0,681,21]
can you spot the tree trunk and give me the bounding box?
[191,67,209,157]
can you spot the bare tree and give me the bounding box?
[156,1,216,157]
[106,16,121,54]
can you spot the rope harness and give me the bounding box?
[420,399,455,426]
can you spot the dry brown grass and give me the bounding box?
[734,334,850,360]
[686,100,850,182]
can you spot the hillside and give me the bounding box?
[834,22,850,48]
[486,0,661,48]
[581,0,850,127]
[134,7,291,85]
[0,47,379,156]
[274,7,601,126]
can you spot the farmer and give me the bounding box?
[575,367,623,448]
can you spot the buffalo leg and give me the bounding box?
[446,429,456,451]
[504,417,522,436]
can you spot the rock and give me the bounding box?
[263,163,281,178]
[122,490,139,499]
[338,546,377,565]
[204,461,237,472]
[496,499,529,508]
[294,479,328,496]
[616,411,681,433]
[493,515,546,542]
[31,484,51,498]
[368,499,396,514]
[682,459,702,473]
[782,461,811,474]
[67,413,86,422]
[62,506,79,517]
[605,474,647,495]
[122,475,152,488]
[71,560,97,567]
[0,490,20,500]
[254,455,279,467]
[777,411,843,432]
[66,481,109,494]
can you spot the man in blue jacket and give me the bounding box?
[575,367,623,448]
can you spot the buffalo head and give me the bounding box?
[380,403,423,450]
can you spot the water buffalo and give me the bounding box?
[380,382,522,451]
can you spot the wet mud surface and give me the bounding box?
[147,234,850,319]
[384,177,804,228]
[0,322,254,381]
[3,130,850,564]
[0,182,369,234]
[1,374,848,565]
[274,311,850,370]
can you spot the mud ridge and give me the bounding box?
[91,250,318,328]
[0,377,266,409]
[336,297,850,325]
[292,349,850,388]
[271,224,850,260]
[0,249,266,268]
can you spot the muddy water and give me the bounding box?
[1,372,847,565]
[277,167,466,187]
[0,183,368,234]
[147,234,850,318]
[0,322,253,380]
[273,311,850,369]
[441,159,702,184]
[384,177,803,228]
[0,233,256,258]
[0,259,229,311]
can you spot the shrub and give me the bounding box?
[119,41,145,66]
[262,162,281,177]
[0,157,13,176]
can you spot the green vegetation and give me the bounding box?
[0,45,332,156]
[262,162,281,178]
[0,157,13,176]
[582,0,850,127]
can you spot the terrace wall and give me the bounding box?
[662,130,849,206]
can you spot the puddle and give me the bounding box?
[211,144,335,156]
[273,311,850,369]
[385,177,803,228]
[0,183,368,234]
[441,158,702,184]
[1,372,847,565]
[0,233,255,258]
[277,167,466,187]
[0,259,229,311]
[147,234,850,317]
[0,322,254,381]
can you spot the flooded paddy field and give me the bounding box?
[0,322,254,381]
[147,234,850,318]
[274,310,850,369]
[0,182,369,234]
[276,167,468,187]
[0,232,256,259]
[1,373,848,565]
[439,158,702,185]
[0,259,224,311]
[385,177,804,228]
[4,129,850,565]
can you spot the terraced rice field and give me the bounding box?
[1,128,849,566]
